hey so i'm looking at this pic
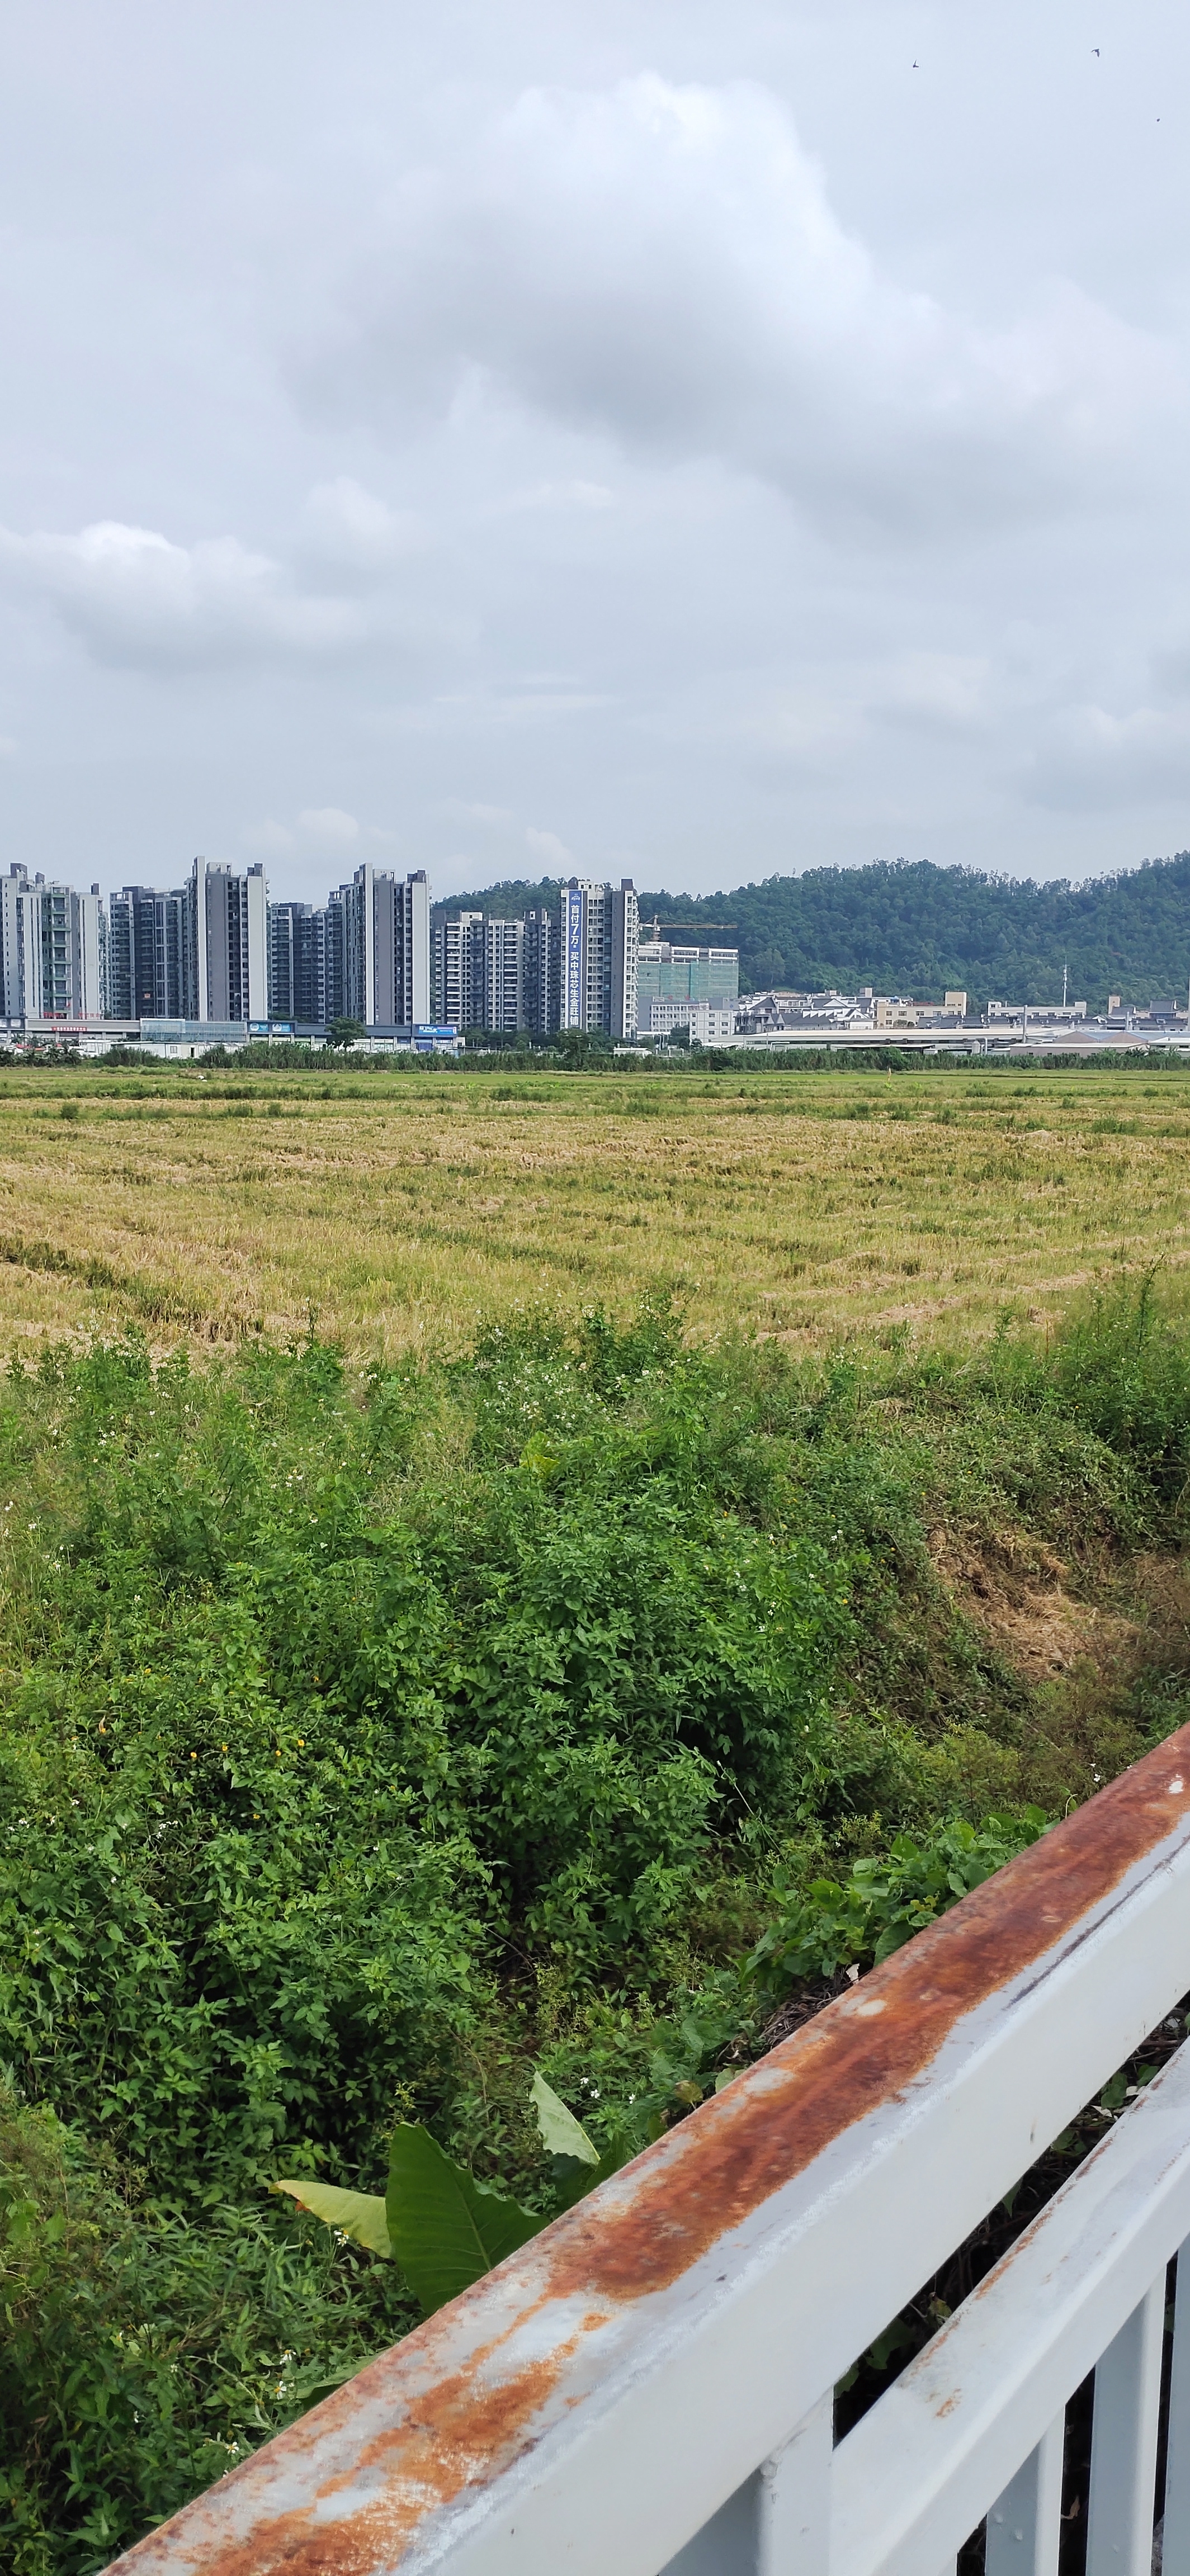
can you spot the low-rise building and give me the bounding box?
[646,1000,738,1042]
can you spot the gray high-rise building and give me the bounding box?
[107,885,189,1019]
[523,905,561,1037]
[317,894,346,1024]
[559,879,638,1039]
[268,902,320,1024]
[189,859,268,1024]
[484,917,525,1033]
[433,911,485,1029]
[334,867,431,1028]
[1,865,104,1022]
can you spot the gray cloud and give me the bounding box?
[1,1,1189,898]
[291,75,1185,539]
[297,478,427,582]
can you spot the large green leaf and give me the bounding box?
[530,2070,600,2166]
[271,2178,393,2258]
[385,2124,543,2316]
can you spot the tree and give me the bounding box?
[326,1017,367,1052]
[557,1026,612,1064]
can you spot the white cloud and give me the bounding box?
[298,804,360,843]
[293,75,1184,538]
[526,825,573,866]
[0,519,368,669]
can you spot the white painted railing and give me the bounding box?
[106,1728,1190,2576]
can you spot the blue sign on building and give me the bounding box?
[566,887,583,1026]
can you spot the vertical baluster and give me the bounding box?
[1086,2280,1165,2576]
[1162,2244,1190,2576]
[986,2416,1065,2576]
[658,2389,833,2576]
[753,2390,833,2576]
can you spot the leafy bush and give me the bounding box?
[0,2079,413,2576]
[749,1812,1048,1991]
[1,1284,1184,2571]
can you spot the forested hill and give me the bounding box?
[436,854,1190,1008]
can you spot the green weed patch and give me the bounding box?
[2,1285,1189,2568]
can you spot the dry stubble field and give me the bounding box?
[2,1061,1188,1356]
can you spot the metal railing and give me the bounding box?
[105,1726,1190,2576]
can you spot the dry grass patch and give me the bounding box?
[1,1062,1189,1356]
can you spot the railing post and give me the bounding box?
[986,2417,1065,2576]
[1162,2245,1190,2576]
[754,2391,833,2576]
[1086,2280,1165,2576]
[659,2392,833,2576]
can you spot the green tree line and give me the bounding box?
[436,851,1190,1010]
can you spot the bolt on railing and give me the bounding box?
[103,1726,1190,2576]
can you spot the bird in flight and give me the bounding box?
[1092,45,1100,55]
[912,58,919,68]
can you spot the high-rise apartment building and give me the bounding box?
[433,911,485,1029]
[2,854,441,1040]
[107,863,268,1024]
[523,904,561,1037]
[559,879,638,1039]
[107,885,189,1019]
[334,867,431,1029]
[268,902,321,1024]
[190,859,268,1024]
[0,868,26,1021]
[0,865,104,1021]
[484,918,525,1033]
[317,894,346,1024]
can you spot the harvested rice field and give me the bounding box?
[2,1061,1189,1355]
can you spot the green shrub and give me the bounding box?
[2,1283,1185,2571]
[748,1811,1048,1991]
[0,2078,413,2576]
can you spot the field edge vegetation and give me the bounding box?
[3,1282,1190,2569]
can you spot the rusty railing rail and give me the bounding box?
[104,1726,1190,2576]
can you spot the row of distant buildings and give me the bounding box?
[0,860,432,1036]
[20,860,1170,1059]
[435,896,739,1043]
[0,861,742,1052]
[735,986,1190,1047]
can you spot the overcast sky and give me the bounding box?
[1,0,1188,903]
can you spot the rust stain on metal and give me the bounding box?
[112,2317,596,2576]
[539,1728,1190,2303]
[104,1728,1190,2576]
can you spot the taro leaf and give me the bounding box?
[530,2070,601,2166]
[271,2179,392,2259]
[385,2124,543,2317]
